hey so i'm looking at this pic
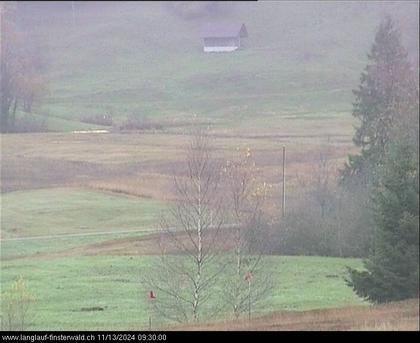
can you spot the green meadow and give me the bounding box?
[1,188,165,238]
[1,255,364,330]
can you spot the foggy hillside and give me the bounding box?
[13,1,419,131]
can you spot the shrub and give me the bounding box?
[1,276,36,331]
[256,187,373,258]
[12,115,48,133]
[119,115,163,131]
[80,113,113,126]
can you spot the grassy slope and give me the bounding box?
[1,188,165,238]
[0,231,149,260]
[21,1,418,130]
[1,255,364,330]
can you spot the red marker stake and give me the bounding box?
[244,272,253,321]
[148,291,156,330]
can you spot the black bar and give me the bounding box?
[1,331,419,343]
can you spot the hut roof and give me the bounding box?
[201,23,248,39]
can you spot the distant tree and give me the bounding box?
[222,148,272,319]
[19,59,48,114]
[347,139,419,302]
[341,16,417,186]
[1,1,21,132]
[269,140,375,258]
[311,143,336,220]
[0,1,47,132]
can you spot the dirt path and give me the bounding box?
[2,225,239,261]
[1,228,161,242]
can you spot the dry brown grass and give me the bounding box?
[1,125,356,196]
[168,299,419,331]
[0,114,359,221]
[85,173,176,201]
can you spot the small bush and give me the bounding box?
[1,276,36,331]
[119,115,163,131]
[12,115,48,133]
[256,188,373,258]
[80,114,113,126]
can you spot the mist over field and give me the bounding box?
[3,1,418,130]
[0,1,419,332]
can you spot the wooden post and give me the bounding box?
[282,145,286,218]
[248,279,251,321]
[149,311,152,331]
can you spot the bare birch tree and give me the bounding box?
[141,125,228,324]
[311,138,336,219]
[222,148,272,319]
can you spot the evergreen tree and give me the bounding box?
[347,139,419,302]
[341,16,416,185]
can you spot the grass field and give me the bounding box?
[1,255,365,330]
[1,188,165,239]
[0,129,356,203]
[1,230,154,261]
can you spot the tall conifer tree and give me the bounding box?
[341,16,415,185]
[347,139,419,302]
